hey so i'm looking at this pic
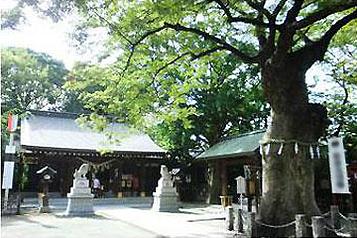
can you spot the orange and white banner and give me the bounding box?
[7,113,18,132]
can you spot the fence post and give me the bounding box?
[330,205,339,229]
[246,212,256,237]
[348,213,357,238]
[225,206,234,231]
[312,216,325,238]
[235,208,244,233]
[295,214,307,238]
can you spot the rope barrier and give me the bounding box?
[260,139,320,146]
[254,219,296,229]
[324,225,347,233]
[304,222,312,228]
[321,211,331,218]
[337,212,351,222]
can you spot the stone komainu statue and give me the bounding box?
[73,164,89,179]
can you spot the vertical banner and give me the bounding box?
[2,161,15,189]
[7,113,18,132]
[328,137,350,194]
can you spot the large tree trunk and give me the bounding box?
[206,161,222,204]
[257,61,329,236]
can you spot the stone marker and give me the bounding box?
[235,208,244,233]
[295,214,308,238]
[152,165,179,212]
[64,164,94,216]
[225,206,234,231]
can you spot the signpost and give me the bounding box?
[236,176,246,233]
[236,176,246,209]
[2,161,15,210]
[328,137,350,194]
[2,113,19,212]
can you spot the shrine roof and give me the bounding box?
[20,111,166,155]
[195,130,265,160]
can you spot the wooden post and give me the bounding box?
[330,205,339,229]
[139,163,146,197]
[221,160,227,196]
[295,214,308,238]
[225,206,234,231]
[312,216,325,238]
[247,212,256,237]
[348,213,357,238]
[236,208,244,233]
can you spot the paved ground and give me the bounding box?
[1,198,241,238]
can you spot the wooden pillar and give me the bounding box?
[330,205,340,229]
[139,163,146,197]
[221,160,227,196]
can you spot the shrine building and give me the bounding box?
[19,110,167,198]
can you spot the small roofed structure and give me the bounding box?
[195,130,264,204]
[196,130,265,161]
[20,111,167,198]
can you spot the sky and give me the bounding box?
[1,1,90,69]
[0,0,332,93]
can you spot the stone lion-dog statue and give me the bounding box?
[73,163,89,179]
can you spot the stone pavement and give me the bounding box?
[1,198,242,238]
[96,203,236,238]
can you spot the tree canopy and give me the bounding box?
[3,0,357,233]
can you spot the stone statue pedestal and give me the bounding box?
[152,165,179,212]
[64,178,94,216]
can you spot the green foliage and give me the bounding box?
[1,47,71,149]
[1,47,68,111]
[323,25,357,160]
[68,52,268,162]
[64,0,355,163]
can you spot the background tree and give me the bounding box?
[65,1,356,233]
[1,47,69,193]
[318,21,357,160]
[67,53,268,202]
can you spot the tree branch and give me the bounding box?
[91,8,133,45]
[244,0,272,21]
[211,0,233,20]
[272,0,287,18]
[293,1,357,30]
[163,22,259,63]
[229,16,282,29]
[122,25,167,74]
[284,0,304,24]
[316,9,357,60]
[291,9,357,71]
[153,52,191,79]
[273,0,304,63]
[332,67,349,137]
[153,47,224,79]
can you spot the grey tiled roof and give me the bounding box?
[20,112,166,154]
[196,130,265,160]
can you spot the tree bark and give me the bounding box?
[257,60,329,236]
[206,161,222,204]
